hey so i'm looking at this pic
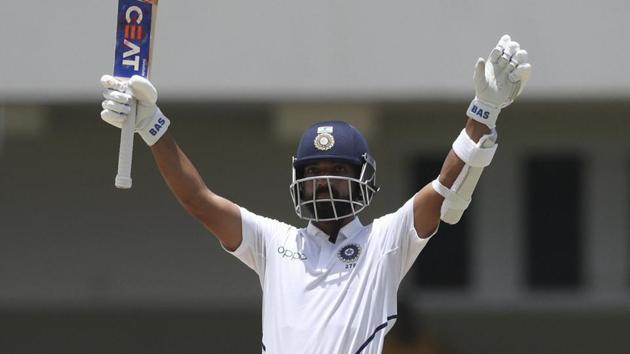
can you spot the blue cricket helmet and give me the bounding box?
[289,120,379,221]
[293,120,370,169]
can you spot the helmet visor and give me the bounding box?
[289,175,377,222]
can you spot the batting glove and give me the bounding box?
[466,34,532,129]
[100,75,170,146]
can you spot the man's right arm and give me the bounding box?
[151,132,243,251]
[100,75,242,251]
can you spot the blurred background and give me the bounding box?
[1,1,629,353]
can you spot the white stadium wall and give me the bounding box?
[0,0,629,101]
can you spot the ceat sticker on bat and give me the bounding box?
[113,0,158,79]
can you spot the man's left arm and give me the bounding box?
[413,34,532,238]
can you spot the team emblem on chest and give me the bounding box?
[338,243,361,263]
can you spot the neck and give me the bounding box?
[314,217,354,243]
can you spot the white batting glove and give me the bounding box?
[466,34,532,129]
[100,75,170,146]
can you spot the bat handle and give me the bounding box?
[115,98,136,189]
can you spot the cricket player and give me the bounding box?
[100,35,531,354]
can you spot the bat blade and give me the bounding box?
[113,0,158,189]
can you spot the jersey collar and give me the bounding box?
[306,217,363,243]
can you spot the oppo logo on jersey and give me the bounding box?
[149,117,166,136]
[470,105,491,119]
[277,246,308,261]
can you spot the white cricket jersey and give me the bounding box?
[226,198,432,354]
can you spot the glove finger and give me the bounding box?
[129,75,158,104]
[103,89,132,104]
[508,63,532,84]
[508,49,529,73]
[498,34,512,48]
[489,47,502,64]
[473,58,488,90]
[505,41,520,57]
[489,34,511,63]
[102,99,131,115]
[101,109,125,128]
[497,41,519,70]
[100,74,128,92]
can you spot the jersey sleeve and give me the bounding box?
[223,207,293,280]
[373,197,436,282]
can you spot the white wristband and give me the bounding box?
[466,98,500,129]
[451,129,497,167]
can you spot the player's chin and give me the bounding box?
[306,200,353,220]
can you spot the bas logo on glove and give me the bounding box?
[150,117,167,136]
[470,105,491,120]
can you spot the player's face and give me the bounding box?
[302,160,356,196]
[301,160,359,220]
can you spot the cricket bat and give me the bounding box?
[112,0,158,189]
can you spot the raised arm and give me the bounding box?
[100,75,242,251]
[413,120,493,237]
[151,132,242,251]
[413,34,532,238]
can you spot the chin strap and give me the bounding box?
[432,128,498,224]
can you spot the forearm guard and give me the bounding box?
[432,129,497,224]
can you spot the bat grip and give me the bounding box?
[115,99,136,189]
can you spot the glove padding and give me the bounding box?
[466,34,532,129]
[100,75,170,146]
